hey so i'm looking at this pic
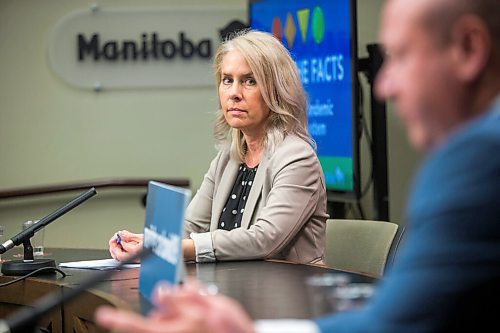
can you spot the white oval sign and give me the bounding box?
[48,6,246,90]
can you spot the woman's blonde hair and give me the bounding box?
[213,29,314,162]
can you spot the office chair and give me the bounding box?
[324,219,404,278]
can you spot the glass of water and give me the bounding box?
[305,273,352,316]
[306,273,375,315]
[0,225,4,262]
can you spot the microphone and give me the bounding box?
[0,247,152,333]
[0,187,97,275]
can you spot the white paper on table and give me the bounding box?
[58,258,140,270]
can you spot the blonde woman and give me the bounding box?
[109,30,327,264]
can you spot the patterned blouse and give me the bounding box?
[218,163,258,231]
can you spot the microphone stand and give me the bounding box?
[1,238,58,276]
[1,188,97,276]
[0,247,152,333]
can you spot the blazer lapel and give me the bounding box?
[241,153,268,229]
[211,159,240,230]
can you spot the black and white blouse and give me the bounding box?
[218,163,258,231]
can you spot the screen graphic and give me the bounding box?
[250,0,359,197]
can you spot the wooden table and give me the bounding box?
[0,248,377,332]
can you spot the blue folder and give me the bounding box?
[138,181,191,301]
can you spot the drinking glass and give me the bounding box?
[305,273,351,316]
[306,273,375,316]
[0,225,4,262]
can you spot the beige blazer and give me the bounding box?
[184,134,328,264]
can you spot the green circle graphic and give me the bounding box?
[311,6,325,44]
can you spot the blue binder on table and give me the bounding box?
[138,181,191,301]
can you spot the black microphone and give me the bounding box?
[0,187,97,275]
[0,247,152,333]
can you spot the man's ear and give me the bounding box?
[450,15,491,82]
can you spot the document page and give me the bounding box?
[59,258,140,270]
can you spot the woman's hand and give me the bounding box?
[182,238,196,262]
[95,279,255,333]
[109,230,144,262]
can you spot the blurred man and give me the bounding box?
[95,0,500,332]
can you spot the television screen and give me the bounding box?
[249,0,360,201]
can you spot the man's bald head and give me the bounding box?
[413,0,500,49]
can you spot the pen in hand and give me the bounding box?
[116,233,124,250]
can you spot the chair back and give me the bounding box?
[325,219,403,278]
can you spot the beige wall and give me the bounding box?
[0,0,420,249]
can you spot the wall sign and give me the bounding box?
[48,5,245,90]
